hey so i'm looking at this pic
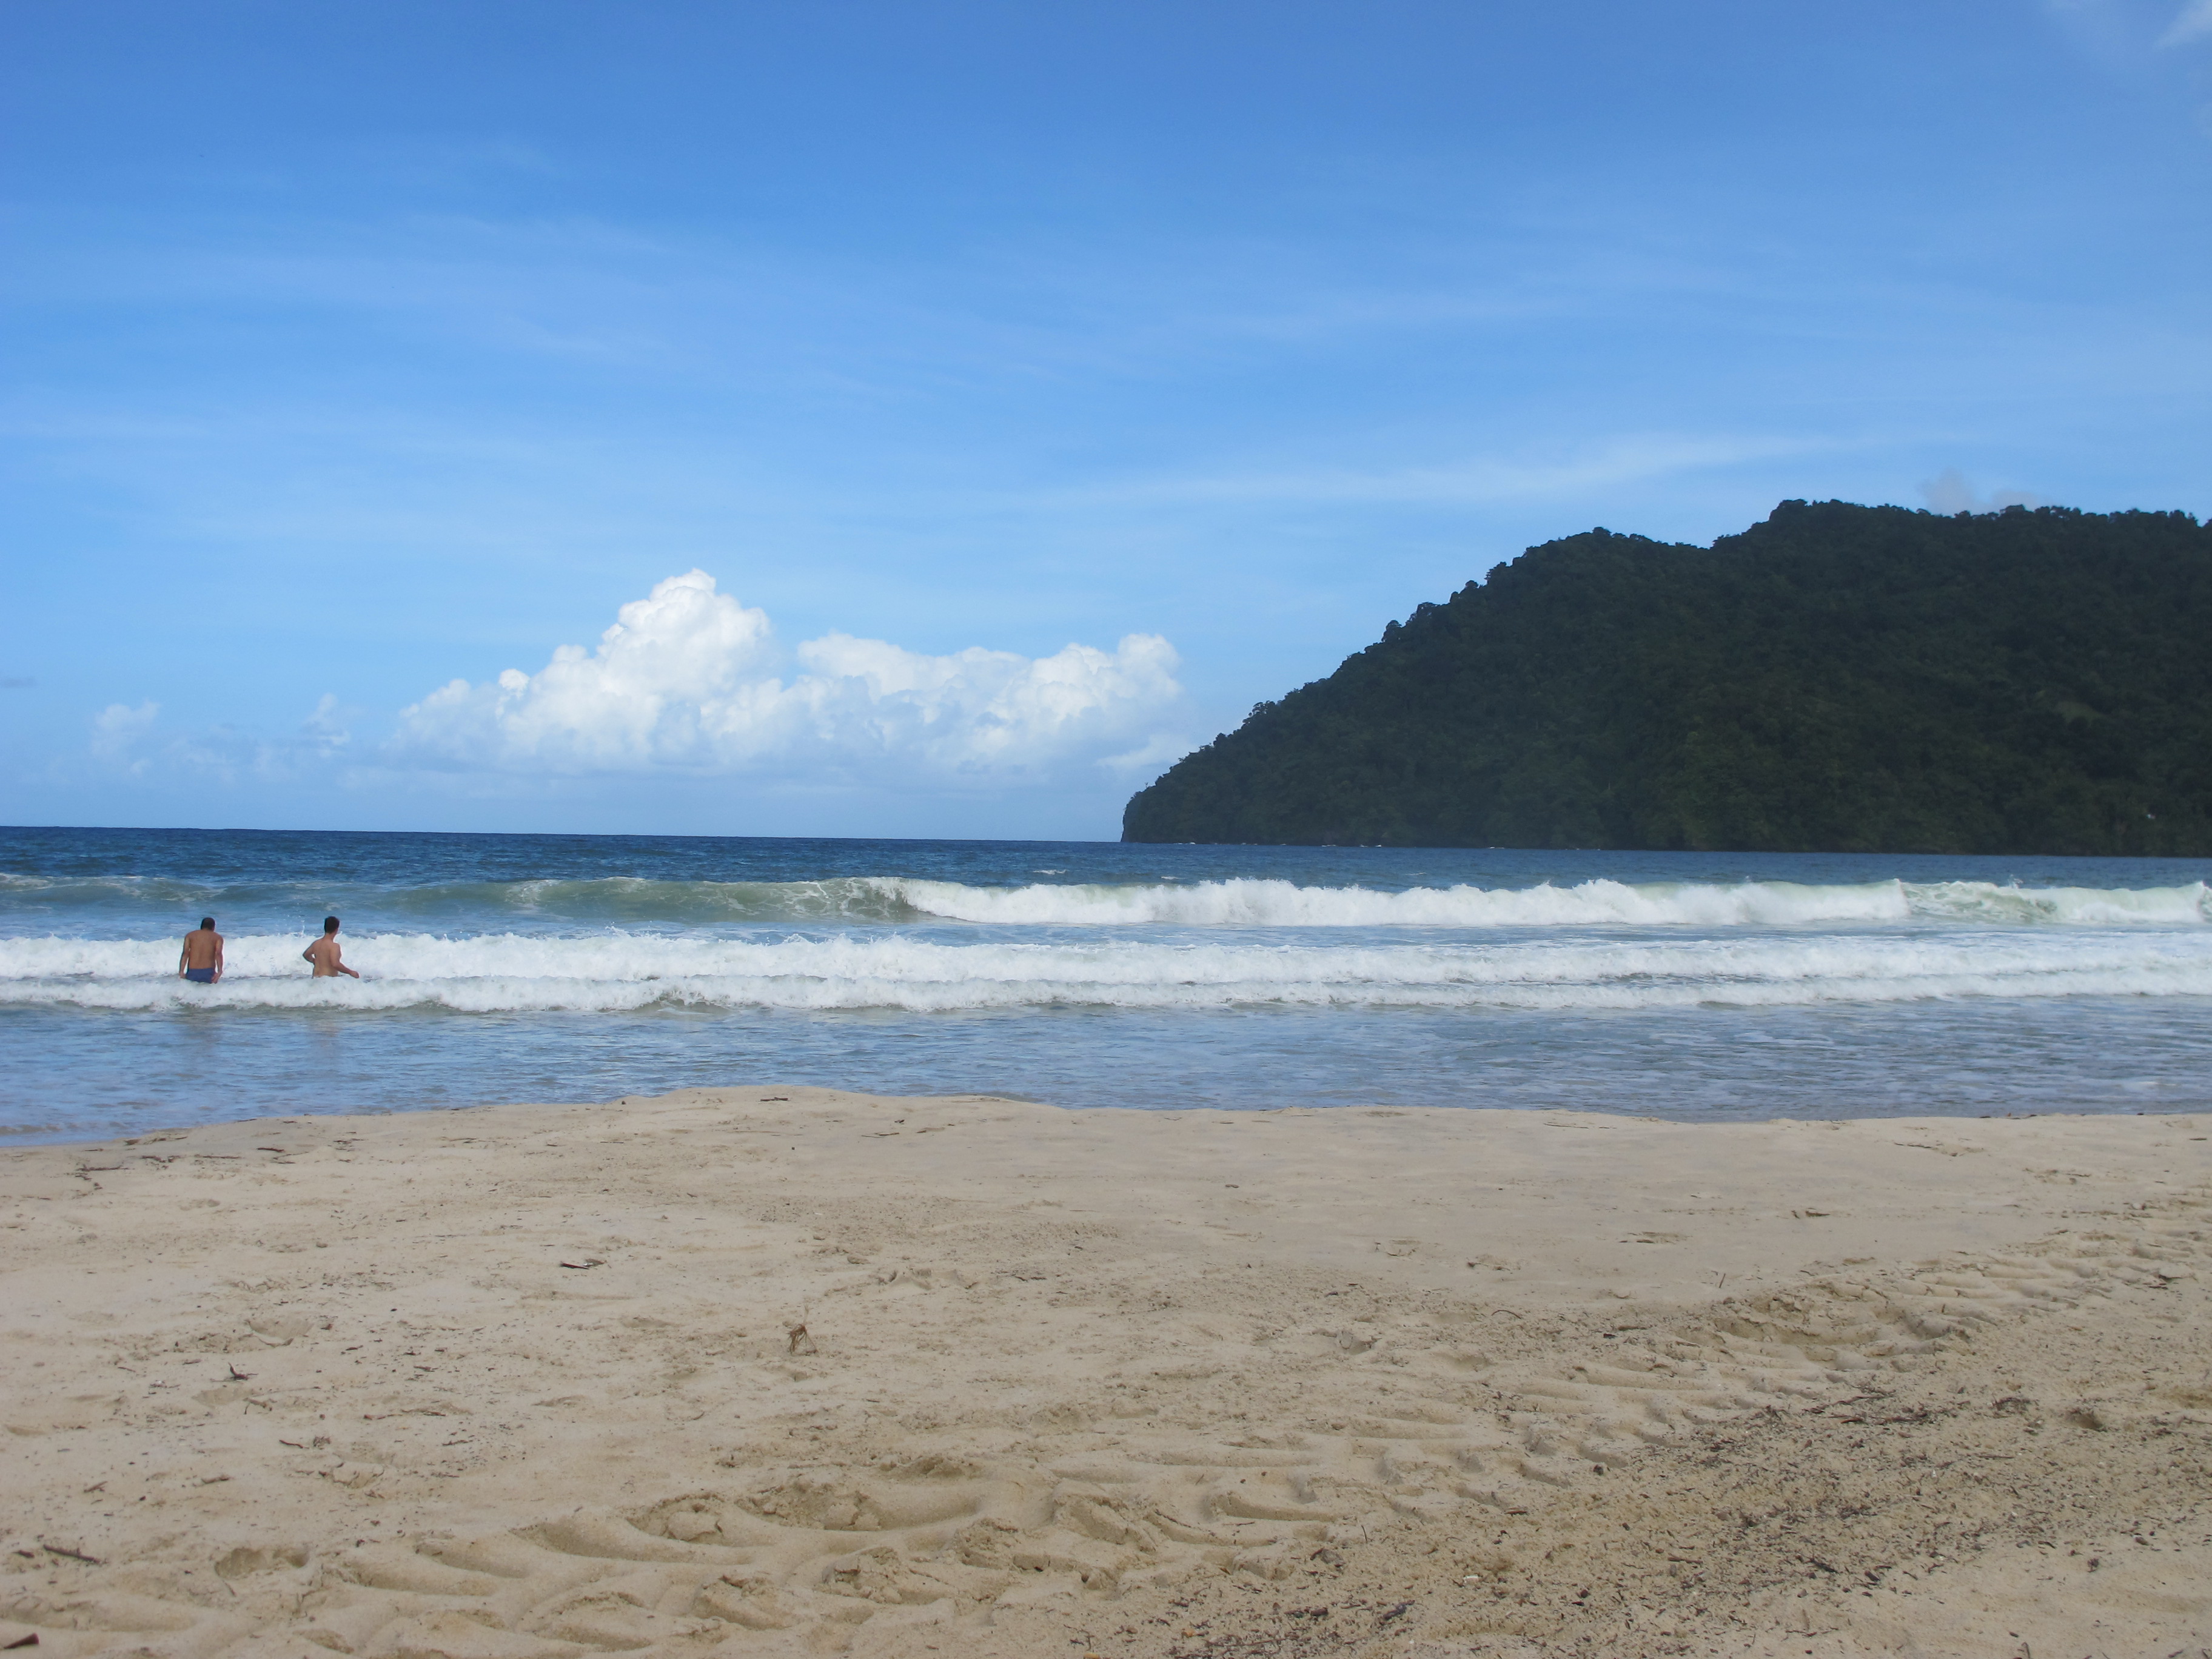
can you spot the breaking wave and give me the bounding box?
[884,876,2210,928]
[1,871,2203,930]
[6,927,2211,1014]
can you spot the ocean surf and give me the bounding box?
[4,826,2207,1138]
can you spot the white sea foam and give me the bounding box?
[1902,880,2211,925]
[6,927,2210,1014]
[884,875,2211,927]
[875,876,1925,927]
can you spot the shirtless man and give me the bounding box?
[178,916,224,984]
[303,915,361,979]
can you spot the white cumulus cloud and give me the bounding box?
[394,570,1185,783]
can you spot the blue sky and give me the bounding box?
[5,0,2210,839]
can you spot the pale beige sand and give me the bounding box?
[4,1089,2210,1659]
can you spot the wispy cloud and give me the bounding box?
[89,702,161,774]
[85,695,358,786]
[1055,432,1831,511]
[2160,0,2212,45]
[1918,468,2045,515]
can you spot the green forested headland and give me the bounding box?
[1122,501,2212,854]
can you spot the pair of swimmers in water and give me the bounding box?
[176,916,360,984]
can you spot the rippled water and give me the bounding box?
[4,826,2207,1140]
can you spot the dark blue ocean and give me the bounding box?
[2,826,2209,1142]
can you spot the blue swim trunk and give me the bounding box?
[184,968,216,984]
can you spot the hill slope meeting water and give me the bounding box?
[1123,500,2212,854]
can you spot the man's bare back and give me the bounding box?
[179,919,223,984]
[303,916,361,979]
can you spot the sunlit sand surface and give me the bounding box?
[5,1090,2208,1657]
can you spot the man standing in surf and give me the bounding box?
[178,916,224,984]
[303,916,361,979]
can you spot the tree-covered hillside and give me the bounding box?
[1122,501,2212,854]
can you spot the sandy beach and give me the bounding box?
[4,1089,2208,1658]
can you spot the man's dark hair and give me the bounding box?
[200,916,215,929]
[324,916,340,933]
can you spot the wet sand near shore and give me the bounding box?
[4,1089,2208,1658]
